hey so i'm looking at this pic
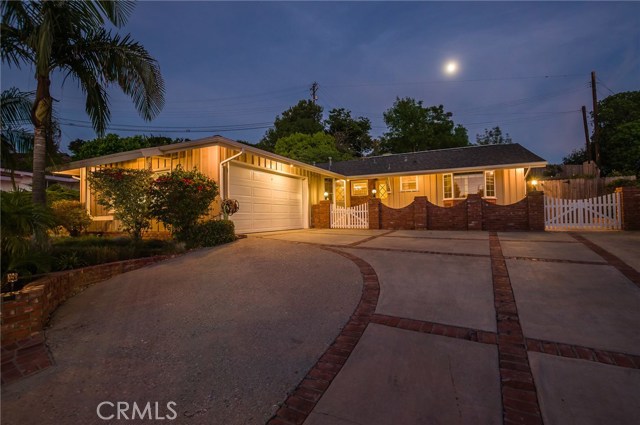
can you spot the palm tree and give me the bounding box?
[1,0,165,205]
[1,88,34,177]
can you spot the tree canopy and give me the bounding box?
[596,91,640,175]
[475,126,513,145]
[381,97,469,153]
[257,100,324,152]
[69,134,188,160]
[1,0,165,204]
[274,132,348,164]
[325,108,373,157]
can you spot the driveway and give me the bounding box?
[2,229,639,425]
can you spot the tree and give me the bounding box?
[87,168,153,239]
[325,108,372,157]
[562,148,588,165]
[475,126,513,145]
[274,132,348,164]
[258,100,324,152]
[381,98,469,153]
[596,91,640,175]
[149,166,219,240]
[1,1,165,205]
[69,134,187,160]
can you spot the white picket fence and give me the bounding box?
[331,204,369,229]
[544,193,621,231]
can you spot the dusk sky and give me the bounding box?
[2,1,639,163]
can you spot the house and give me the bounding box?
[1,168,80,192]
[51,136,546,234]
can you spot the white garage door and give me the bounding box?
[228,164,304,233]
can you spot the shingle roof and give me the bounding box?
[315,143,546,177]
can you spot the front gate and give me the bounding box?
[544,193,621,231]
[330,203,369,229]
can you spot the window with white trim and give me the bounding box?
[485,171,496,197]
[443,172,488,199]
[350,180,369,196]
[400,176,418,192]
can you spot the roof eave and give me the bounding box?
[339,161,548,179]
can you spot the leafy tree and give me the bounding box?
[475,126,513,145]
[1,0,165,205]
[274,132,348,164]
[149,166,219,240]
[596,91,640,175]
[562,148,588,165]
[381,98,469,153]
[51,200,92,236]
[325,108,372,157]
[69,134,187,160]
[87,168,153,239]
[258,100,324,152]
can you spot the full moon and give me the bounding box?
[445,61,458,75]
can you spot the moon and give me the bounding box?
[444,61,458,75]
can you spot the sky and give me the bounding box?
[2,1,639,163]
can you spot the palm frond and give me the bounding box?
[1,87,34,128]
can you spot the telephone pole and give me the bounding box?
[310,82,319,104]
[590,71,600,165]
[581,106,591,161]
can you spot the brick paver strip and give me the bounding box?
[266,247,381,425]
[1,335,53,385]
[526,338,640,369]
[569,232,640,288]
[370,314,498,345]
[489,232,544,425]
[348,230,397,247]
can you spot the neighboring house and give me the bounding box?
[51,136,546,234]
[0,168,80,192]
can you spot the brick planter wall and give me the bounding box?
[427,199,468,230]
[2,256,172,346]
[617,187,640,230]
[482,198,529,231]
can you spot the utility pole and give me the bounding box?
[310,82,319,104]
[581,105,591,161]
[590,71,600,165]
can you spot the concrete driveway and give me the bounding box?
[2,229,639,425]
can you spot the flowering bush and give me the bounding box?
[87,168,153,239]
[51,200,92,236]
[149,166,219,240]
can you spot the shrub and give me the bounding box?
[87,168,153,239]
[47,184,80,203]
[149,166,219,240]
[1,191,55,277]
[51,200,92,236]
[183,220,236,248]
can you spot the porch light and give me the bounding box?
[324,191,329,200]
[372,189,377,198]
[531,180,538,187]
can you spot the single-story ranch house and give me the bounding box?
[52,136,547,234]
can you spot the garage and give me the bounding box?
[228,163,305,233]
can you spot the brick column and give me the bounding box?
[312,201,331,229]
[368,198,381,229]
[617,186,640,230]
[527,191,545,231]
[413,196,428,230]
[466,194,483,231]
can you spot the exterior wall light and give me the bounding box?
[531,180,538,187]
[372,189,377,198]
[324,191,329,200]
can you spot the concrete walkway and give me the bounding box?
[2,229,639,424]
[254,229,640,425]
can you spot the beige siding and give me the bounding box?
[495,168,526,205]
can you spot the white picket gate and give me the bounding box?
[330,204,369,229]
[544,193,621,231]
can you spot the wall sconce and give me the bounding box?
[371,189,377,198]
[323,191,329,200]
[531,180,538,188]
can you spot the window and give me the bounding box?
[443,172,487,199]
[377,181,390,200]
[350,180,369,196]
[485,171,496,197]
[400,176,418,192]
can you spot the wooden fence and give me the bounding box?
[331,203,369,229]
[544,193,621,231]
[537,177,635,200]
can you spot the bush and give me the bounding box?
[183,220,236,248]
[87,168,153,239]
[47,184,80,203]
[149,166,219,240]
[51,200,92,236]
